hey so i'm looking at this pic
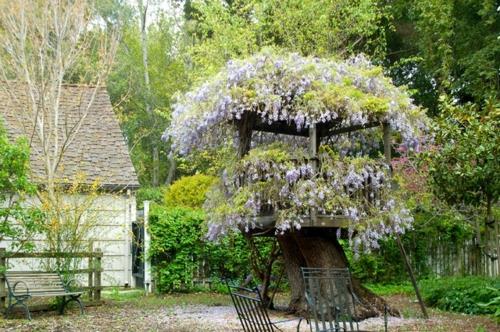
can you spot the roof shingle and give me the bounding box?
[0,83,140,189]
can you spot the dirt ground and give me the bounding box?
[0,293,497,332]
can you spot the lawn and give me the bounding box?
[0,288,497,332]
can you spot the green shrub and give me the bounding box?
[164,174,216,209]
[148,205,257,293]
[136,186,165,209]
[420,276,500,316]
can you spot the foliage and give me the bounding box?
[386,0,499,113]
[206,143,415,253]
[425,99,499,210]
[412,0,499,103]
[364,282,414,296]
[184,0,392,82]
[420,276,500,316]
[347,209,474,283]
[164,50,427,156]
[164,175,217,209]
[148,205,263,293]
[0,121,43,253]
[136,186,165,209]
[108,12,189,185]
[478,287,500,322]
[37,175,102,273]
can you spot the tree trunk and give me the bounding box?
[277,234,306,313]
[138,0,160,187]
[277,229,396,318]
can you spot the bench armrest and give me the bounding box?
[12,280,30,297]
[63,277,80,291]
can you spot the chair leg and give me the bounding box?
[296,317,303,332]
[384,303,388,332]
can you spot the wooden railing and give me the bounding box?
[0,247,103,310]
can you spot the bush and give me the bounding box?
[420,276,500,316]
[148,205,256,293]
[136,186,165,209]
[164,174,216,209]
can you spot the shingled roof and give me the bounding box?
[0,84,140,190]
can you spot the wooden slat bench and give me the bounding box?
[4,271,84,320]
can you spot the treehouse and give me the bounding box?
[233,113,394,232]
[164,50,428,314]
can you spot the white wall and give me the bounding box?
[0,192,136,287]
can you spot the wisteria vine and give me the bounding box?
[164,50,427,252]
[164,50,427,155]
[204,144,414,253]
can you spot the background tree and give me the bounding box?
[425,98,500,272]
[0,0,118,197]
[108,3,189,185]
[0,0,118,262]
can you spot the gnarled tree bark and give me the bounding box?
[277,228,397,319]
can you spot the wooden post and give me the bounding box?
[383,123,428,319]
[237,112,256,158]
[94,248,102,302]
[309,124,319,226]
[87,242,94,300]
[143,200,152,293]
[0,248,6,310]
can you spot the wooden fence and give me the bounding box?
[409,237,499,278]
[0,247,103,311]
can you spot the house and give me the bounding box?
[0,84,140,287]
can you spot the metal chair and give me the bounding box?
[301,267,385,332]
[227,282,304,332]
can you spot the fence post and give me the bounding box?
[94,248,102,302]
[143,200,152,294]
[87,242,94,300]
[0,248,6,310]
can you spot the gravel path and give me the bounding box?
[0,292,497,332]
[0,304,437,332]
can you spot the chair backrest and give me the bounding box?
[227,283,275,332]
[301,267,359,332]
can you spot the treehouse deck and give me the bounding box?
[249,214,351,235]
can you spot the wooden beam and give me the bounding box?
[251,214,351,230]
[323,122,381,137]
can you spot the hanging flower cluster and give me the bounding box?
[204,144,414,253]
[164,50,427,155]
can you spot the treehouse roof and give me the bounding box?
[164,51,427,154]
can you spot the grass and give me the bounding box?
[101,287,231,309]
[364,282,414,296]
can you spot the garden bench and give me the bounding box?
[301,267,387,332]
[4,271,84,320]
[227,282,304,332]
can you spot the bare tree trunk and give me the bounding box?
[138,0,159,186]
[165,154,176,185]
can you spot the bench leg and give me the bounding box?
[60,295,84,315]
[68,296,84,315]
[5,299,31,320]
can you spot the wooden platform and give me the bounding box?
[252,214,351,231]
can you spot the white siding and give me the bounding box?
[0,192,136,287]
